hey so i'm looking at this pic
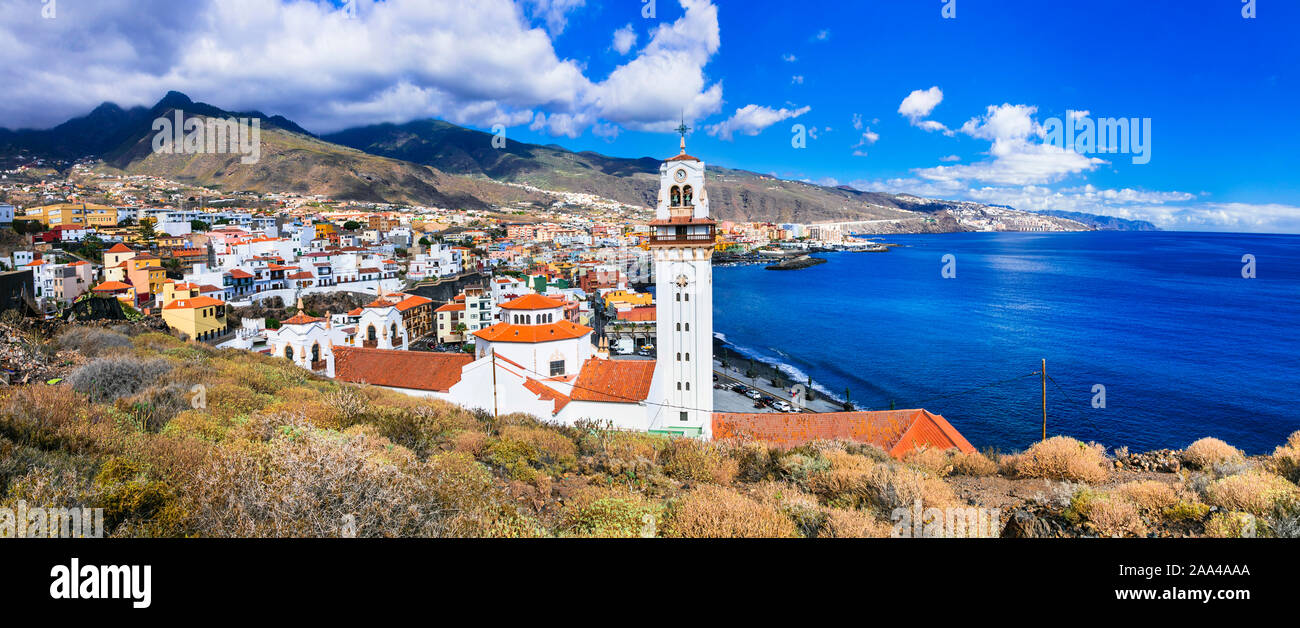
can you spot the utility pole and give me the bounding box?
[1041,359,1047,442]
[491,350,499,418]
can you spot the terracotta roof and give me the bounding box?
[667,153,700,162]
[332,346,472,392]
[106,243,134,253]
[394,295,433,311]
[648,217,716,225]
[227,269,254,279]
[163,296,225,310]
[524,378,571,414]
[435,303,466,313]
[93,281,133,292]
[473,320,591,344]
[570,358,655,403]
[711,409,976,457]
[281,312,325,326]
[287,271,315,280]
[500,293,565,311]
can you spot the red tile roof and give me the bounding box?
[106,243,134,253]
[93,281,133,292]
[711,409,976,458]
[394,295,433,311]
[570,358,655,403]
[435,303,465,313]
[473,320,591,344]
[500,293,564,311]
[227,269,254,279]
[524,378,571,414]
[332,346,472,392]
[281,312,325,326]
[162,296,225,310]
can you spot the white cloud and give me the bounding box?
[0,0,724,138]
[851,128,879,157]
[899,86,944,121]
[815,29,831,41]
[782,53,797,62]
[791,75,804,85]
[524,0,587,35]
[939,154,961,162]
[706,104,811,141]
[612,24,638,55]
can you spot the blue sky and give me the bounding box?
[2,0,1297,231]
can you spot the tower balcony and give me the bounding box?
[648,218,716,246]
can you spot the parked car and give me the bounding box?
[773,401,793,413]
[745,390,763,401]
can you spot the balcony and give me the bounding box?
[649,231,715,246]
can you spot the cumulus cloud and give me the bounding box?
[898,86,952,135]
[524,0,587,35]
[782,53,797,62]
[706,104,810,141]
[0,0,723,137]
[612,24,638,54]
[851,128,879,157]
[912,103,1104,186]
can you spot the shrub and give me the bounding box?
[1005,436,1109,483]
[950,451,998,477]
[1068,490,1148,538]
[1182,437,1244,470]
[731,442,774,482]
[1163,500,1211,523]
[862,463,956,514]
[1116,481,1179,516]
[1268,431,1300,484]
[750,481,822,537]
[662,438,738,485]
[1204,511,1257,538]
[1203,470,1299,517]
[57,327,133,357]
[66,357,172,404]
[903,447,954,476]
[0,386,118,454]
[820,508,893,538]
[661,485,798,538]
[184,421,447,537]
[561,488,661,538]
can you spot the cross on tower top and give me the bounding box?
[676,114,691,153]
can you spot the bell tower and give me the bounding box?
[650,125,716,438]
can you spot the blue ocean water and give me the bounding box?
[714,231,1300,454]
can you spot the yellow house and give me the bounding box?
[161,296,227,341]
[126,254,166,303]
[20,203,118,227]
[603,290,653,309]
[314,223,338,241]
[160,281,202,306]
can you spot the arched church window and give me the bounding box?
[311,343,320,363]
[391,323,399,341]
[284,345,294,360]
[367,325,377,342]
[670,186,681,207]
[683,185,693,205]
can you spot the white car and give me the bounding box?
[746,390,763,401]
[773,401,793,412]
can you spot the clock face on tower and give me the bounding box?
[674,274,691,288]
[673,168,687,182]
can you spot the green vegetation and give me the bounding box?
[3,323,1298,539]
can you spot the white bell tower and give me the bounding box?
[650,123,716,438]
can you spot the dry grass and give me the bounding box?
[662,438,739,485]
[662,485,798,538]
[903,446,954,476]
[1204,511,1257,538]
[950,451,998,477]
[820,507,893,538]
[1004,436,1109,483]
[1268,431,1300,484]
[1116,480,1179,516]
[1182,437,1245,470]
[1070,490,1148,537]
[1203,470,1299,517]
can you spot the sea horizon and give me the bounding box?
[715,230,1300,455]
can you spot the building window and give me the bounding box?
[676,382,681,390]
[685,323,690,331]
[684,293,690,301]
[685,353,690,361]
[686,382,691,391]
[675,293,680,302]
[680,411,688,422]
[676,323,681,331]
[676,352,681,361]
[549,360,565,377]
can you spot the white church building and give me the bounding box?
[320,137,716,438]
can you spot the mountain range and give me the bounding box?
[0,91,1148,229]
